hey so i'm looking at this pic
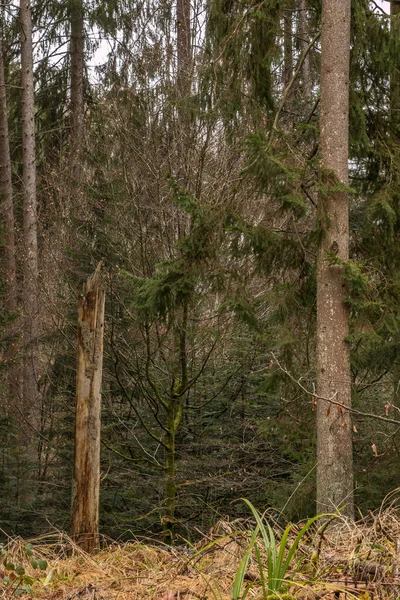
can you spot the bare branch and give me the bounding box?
[272,353,400,426]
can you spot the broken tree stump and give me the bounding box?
[71,262,105,553]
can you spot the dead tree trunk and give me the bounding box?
[71,262,105,553]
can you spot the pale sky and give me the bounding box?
[87,0,394,83]
[379,1,390,13]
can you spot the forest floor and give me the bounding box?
[1,505,400,600]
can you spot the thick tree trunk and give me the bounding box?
[72,263,105,553]
[20,0,39,434]
[70,0,84,145]
[391,1,400,134]
[69,0,84,188]
[316,0,354,518]
[0,39,19,404]
[298,0,311,100]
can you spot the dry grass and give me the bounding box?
[0,524,246,600]
[3,494,400,599]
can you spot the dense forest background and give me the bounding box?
[0,0,400,544]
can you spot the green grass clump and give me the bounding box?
[232,499,322,600]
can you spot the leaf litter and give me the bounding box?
[3,491,400,599]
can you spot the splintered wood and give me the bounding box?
[71,262,105,554]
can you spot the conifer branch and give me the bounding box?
[212,10,249,65]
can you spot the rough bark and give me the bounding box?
[20,0,39,430]
[283,2,293,92]
[176,0,191,104]
[391,1,400,134]
[298,0,311,100]
[390,4,400,420]
[70,0,84,145]
[176,0,191,188]
[0,38,19,404]
[69,0,84,190]
[71,262,105,553]
[316,0,354,518]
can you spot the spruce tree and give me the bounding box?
[316,0,354,517]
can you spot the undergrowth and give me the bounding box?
[2,492,400,599]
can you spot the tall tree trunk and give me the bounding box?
[390,3,400,422]
[283,2,293,92]
[0,39,19,404]
[70,0,84,145]
[72,263,105,553]
[20,0,39,438]
[176,0,191,106]
[298,0,311,100]
[176,0,191,188]
[163,301,188,544]
[391,1,400,135]
[164,405,177,545]
[69,0,84,187]
[316,0,354,518]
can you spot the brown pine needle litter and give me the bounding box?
[3,495,400,599]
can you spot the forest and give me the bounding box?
[1,0,400,576]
